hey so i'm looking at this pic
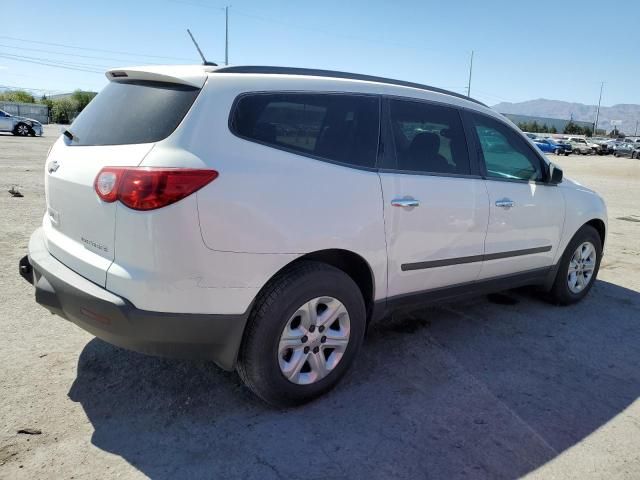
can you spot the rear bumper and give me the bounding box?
[21,227,250,370]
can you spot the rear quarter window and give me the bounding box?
[67,80,200,146]
[230,93,380,169]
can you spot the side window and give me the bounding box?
[0,111,6,117]
[231,93,379,168]
[388,99,470,175]
[471,113,543,181]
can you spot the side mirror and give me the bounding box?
[548,163,563,184]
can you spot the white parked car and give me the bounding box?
[566,137,597,155]
[20,65,607,406]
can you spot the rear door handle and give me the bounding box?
[495,198,515,209]
[391,197,420,208]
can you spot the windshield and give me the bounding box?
[67,80,201,146]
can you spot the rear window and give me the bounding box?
[230,93,380,169]
[67,80,200,146]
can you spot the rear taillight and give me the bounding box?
[94,167,218,211]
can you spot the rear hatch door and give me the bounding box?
[44,69,205,286]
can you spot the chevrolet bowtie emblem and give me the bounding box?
[47,161,60,174]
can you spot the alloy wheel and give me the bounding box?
[567,241,597,294]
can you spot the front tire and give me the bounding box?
[548,225,602,305]
[13,123,31,136]
[237,261,366,407]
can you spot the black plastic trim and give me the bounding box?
[371,266,554,322]
[401,245,552,271]
[24,228,249,371]
[213,65,488,106]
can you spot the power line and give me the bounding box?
[0,54,104,74]
[167,0,225,10]
[0,43,155,65]
[0,51,112,70]
[0,35,194,62]
[0,84,64,93]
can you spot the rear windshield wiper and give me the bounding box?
[63,129,75,141]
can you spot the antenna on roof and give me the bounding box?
[187,29,217,66]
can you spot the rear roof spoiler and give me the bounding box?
[105,65,210,88]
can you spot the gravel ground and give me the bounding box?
[1,125,639,479]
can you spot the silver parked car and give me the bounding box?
[0,109,43,136]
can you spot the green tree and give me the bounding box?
[71,90,96,113]
[583,127,593,137]
[564,121,581,134]
[39,94,53,110]
[50,98,76,124]
[549,126,558,134]
[0,90,35,103]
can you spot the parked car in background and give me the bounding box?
[0,109,43,136]
[604,139,624,154]
[566,137,596,155]
[613,141,640,158]
[533,138,572,155]
[588,137,612,155]
[19,64,608,406]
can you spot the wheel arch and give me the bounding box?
[258,249,376,323]
[585,218,606,248]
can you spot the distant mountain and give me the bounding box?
[493,99,640,135]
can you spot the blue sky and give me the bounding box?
[1,0,638,106]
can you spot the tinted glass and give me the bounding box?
[388,99,470,175]
[471,113,543,181]
[68,81,200,146]
[231,93,379,168]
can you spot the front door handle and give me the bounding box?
[391,197,420,208]
[495,198,515,209]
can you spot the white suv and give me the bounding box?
[20,65,607,406]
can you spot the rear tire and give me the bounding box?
[237,261,366,407]
[548,225,602,305]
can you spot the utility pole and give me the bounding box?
[594,81,604,134]
[635,120,638,137]
[225,6,229,65]
[466,50,474,98]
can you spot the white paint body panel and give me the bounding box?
[380,174,489,297]
[44,136,154,285]
[479,180,565,279]
[38,65,607,317]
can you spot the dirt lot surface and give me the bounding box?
[1,125,639,479]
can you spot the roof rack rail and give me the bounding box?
[213,65,487,107]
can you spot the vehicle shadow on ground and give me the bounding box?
[68,279,640,479]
